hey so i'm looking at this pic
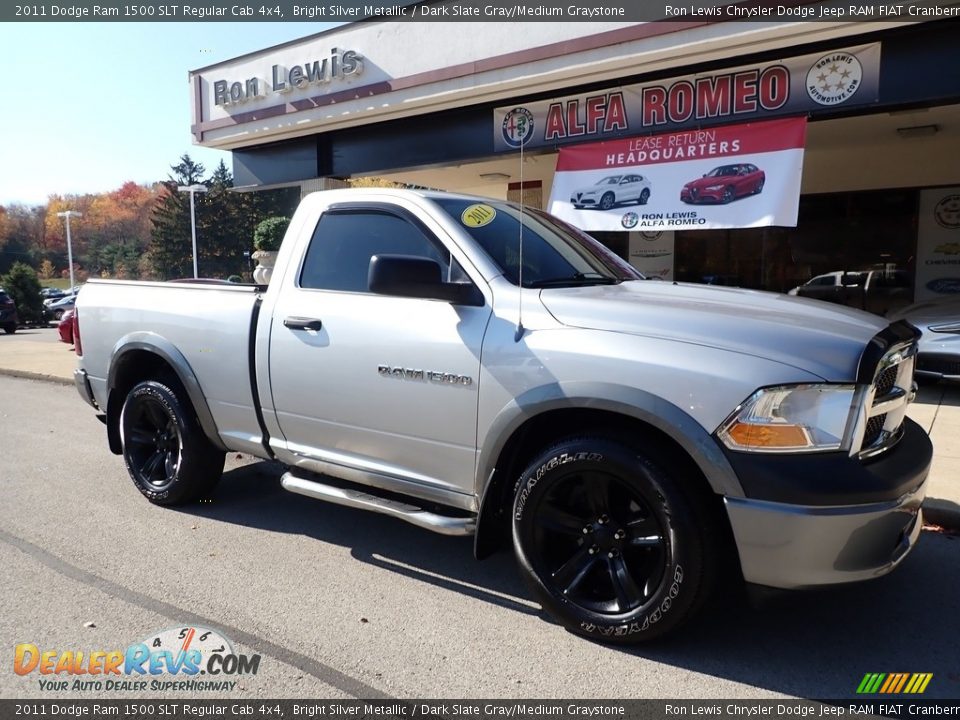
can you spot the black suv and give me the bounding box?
[0,289,19,334]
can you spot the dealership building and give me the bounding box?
[189,16,960,302]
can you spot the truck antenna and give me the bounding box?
[514,133,526,343]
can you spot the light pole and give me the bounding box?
[56,210,82,292]
[177,184,207,279]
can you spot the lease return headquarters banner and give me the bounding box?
[495,44,878,152]
[547,116,806,232]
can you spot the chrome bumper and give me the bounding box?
[74,368,98,410]
[725,480,926,589]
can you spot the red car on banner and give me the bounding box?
[680,163,766,204]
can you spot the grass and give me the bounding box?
[40,278,75,291]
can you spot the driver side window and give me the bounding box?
[300,209,457,292]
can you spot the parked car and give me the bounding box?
[44,294,76,321]
[888,296,960,382]
[40,287,67,300]
[58,308,76,345]
[680,163,765,204]
[0,288,19,334]
[570,174,652,210]
[789,269,912,316]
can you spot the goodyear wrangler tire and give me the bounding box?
[120,379,225,506]
[512,437,714,643]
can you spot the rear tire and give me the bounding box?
[120,378,225,505]
[3,324,15,334]
[512,436,718,643]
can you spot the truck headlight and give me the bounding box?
[717,384,858,453]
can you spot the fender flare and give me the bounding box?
[107,333,227,452]
[474,380,744,525]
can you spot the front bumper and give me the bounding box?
[724,418,931,589]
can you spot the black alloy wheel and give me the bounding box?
[531,471,666,615]
[722,186,735,203]
[639,188,650,205]
[125,392,182,493]
[513,437,717,643]
[120,379,225,505]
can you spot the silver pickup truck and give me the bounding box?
[74,188,931,643]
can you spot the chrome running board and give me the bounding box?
[280,472,476,536]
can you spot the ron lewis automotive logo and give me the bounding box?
[501,107,535,148]
[14,626,260,692]
[806,52,863,105]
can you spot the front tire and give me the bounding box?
[512,437,717,643]
[3,324,15,334]
[120,379,225,505]
[638,188,650,205]
[599,192,616,211]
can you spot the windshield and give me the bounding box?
[705,166,737,178]
[597,176,622,185]
[432,198,642,288]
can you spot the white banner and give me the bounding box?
[547,117,807,232]
[916,188,960,301]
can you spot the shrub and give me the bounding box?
[253,216,290,252]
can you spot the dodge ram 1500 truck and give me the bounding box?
[74,188,931,643]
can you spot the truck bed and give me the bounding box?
[77,279,265,454]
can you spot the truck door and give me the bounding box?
[267,203,491,501]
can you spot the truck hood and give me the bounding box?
[538,280,888,381]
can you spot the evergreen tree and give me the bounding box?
[1,261,44,324]
[149,155,206,280]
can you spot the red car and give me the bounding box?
[680,163,765,204]
[58,308,75,345]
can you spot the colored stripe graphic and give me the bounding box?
[857,673,932,694]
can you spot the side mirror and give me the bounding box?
[368,255,483,306]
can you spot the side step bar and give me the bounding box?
[280,472,476,536]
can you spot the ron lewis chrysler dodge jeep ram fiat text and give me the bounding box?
[73,189,931,643]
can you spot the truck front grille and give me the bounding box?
[857,344,917,459]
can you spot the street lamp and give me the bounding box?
[177,184,208,279]
[56,210,82,292]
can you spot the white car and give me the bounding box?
[570,174,652,210]
[888,296,960,382]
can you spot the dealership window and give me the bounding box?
[671,188,918,296]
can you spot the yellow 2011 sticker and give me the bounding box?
[461,204,497,228]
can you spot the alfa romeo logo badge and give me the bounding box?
[806,52,863,106]
[501,107,535,148]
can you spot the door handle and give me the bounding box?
[283,316,323,331]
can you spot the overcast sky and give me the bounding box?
[0,22,337,206]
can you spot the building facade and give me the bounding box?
[190,17,960,308]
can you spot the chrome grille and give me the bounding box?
[856,343,917,459]
[863,413,887,447]
[875,365,898,397]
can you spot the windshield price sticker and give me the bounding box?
[461,204,496,228]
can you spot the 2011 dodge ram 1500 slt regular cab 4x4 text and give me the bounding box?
[73,189,932,643]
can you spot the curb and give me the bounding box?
[0,368,73,387]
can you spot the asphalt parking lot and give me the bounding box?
[1,358,959,700]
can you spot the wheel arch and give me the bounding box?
[473,383,743,559]
[105,334,226,455]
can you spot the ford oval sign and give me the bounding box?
[926,277,960,294]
